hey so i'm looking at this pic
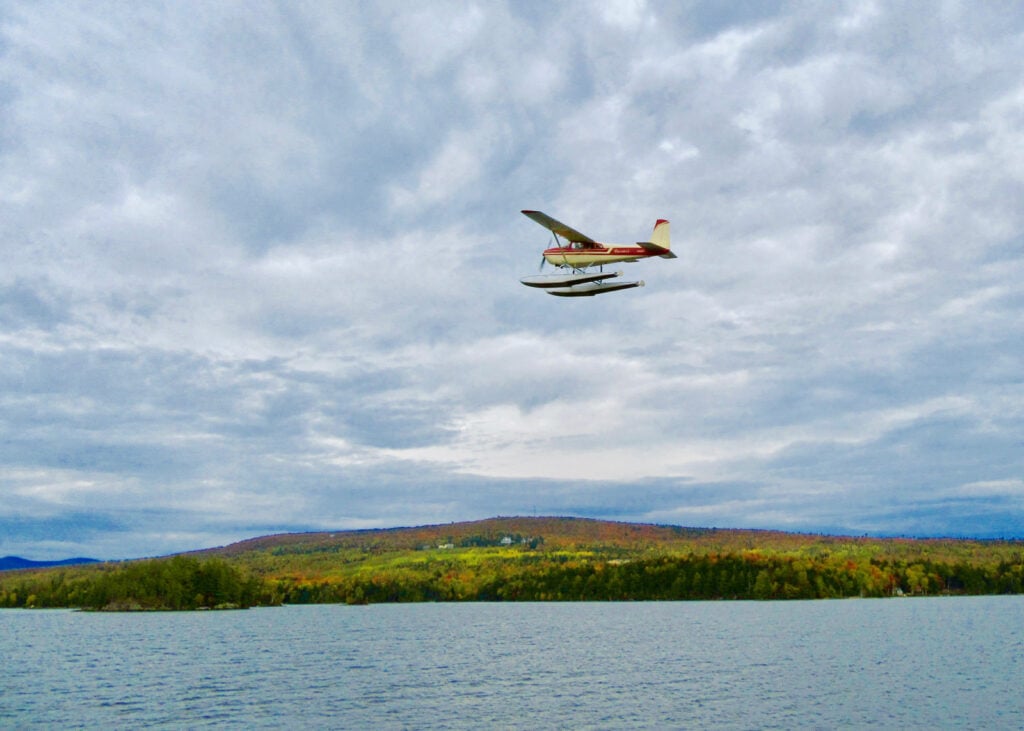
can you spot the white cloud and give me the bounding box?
[389,129,488,212]
[390,4,486,77]
[2,1,1023,557]
[948,480,1024,498]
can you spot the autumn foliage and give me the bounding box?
[3,517,1022,608]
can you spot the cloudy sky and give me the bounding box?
[2,1,1022,559]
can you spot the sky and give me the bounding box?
[2,1,1023,560]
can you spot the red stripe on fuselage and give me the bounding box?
[543,246,652,268]
[544,246,652,257]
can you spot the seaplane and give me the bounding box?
[519,210,675,296]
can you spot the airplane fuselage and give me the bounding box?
[542,244,655,269]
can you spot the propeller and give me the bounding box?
[538,232,558,272]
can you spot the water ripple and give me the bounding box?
[1,598,1022,729]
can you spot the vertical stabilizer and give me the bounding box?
[650,219,670,251]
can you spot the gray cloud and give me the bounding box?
[1,1,1022,558]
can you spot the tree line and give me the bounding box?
[268,552,1024,604]
[3,541,1023,609]
[0,556,267,610]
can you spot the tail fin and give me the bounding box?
[651,219,670,250]
[637,219,676,258]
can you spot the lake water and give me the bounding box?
[2,597,1023,729]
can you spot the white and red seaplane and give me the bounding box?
[519,210,675,296]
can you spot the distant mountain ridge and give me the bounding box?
[0,556,100,571]
[189,515,1022,558]
[2,517,1023,608]
[186,515,749,559]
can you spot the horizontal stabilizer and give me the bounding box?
[637,241,677,258]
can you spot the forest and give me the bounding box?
[2,517,1022,609]
[0,555,265,610]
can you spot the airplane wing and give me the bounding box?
[521,210,597,244]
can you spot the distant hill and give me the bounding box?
[189,515,724,556]
[2,517,1022,608]
[190,514,1017,558]
[0,556,100,571]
